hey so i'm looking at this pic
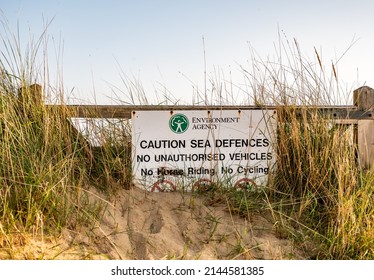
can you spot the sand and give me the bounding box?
[0,187,309,260]
[81,187,306,259]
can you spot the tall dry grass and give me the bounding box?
[240,36,374,259]
[0,21,130,256]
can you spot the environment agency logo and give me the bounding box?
[169,114,189,134]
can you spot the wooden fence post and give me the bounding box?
[353,86,374,170]
[18,83,43,106]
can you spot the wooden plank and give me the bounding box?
[48,105,277,119]
[46,104,373,120]
[334,119,358,125]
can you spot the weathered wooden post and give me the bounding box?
[353,86,374,170]
[18,83,43,106]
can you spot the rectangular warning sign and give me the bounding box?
[132,110,277,191]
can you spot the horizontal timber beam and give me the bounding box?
[45,104,374,120]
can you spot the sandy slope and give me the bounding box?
[85,187,306,260]
[0,187,308,260]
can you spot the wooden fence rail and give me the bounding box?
[45,104,373,121]
[43,86,374,169]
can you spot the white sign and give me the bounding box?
[132,110,277,191]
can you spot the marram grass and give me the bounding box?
[0,24,130,256]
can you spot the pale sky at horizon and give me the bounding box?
[1,0,374,104]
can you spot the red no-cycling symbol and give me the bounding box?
[150,178,257,192]
[234,178,257,190]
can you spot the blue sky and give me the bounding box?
[1,0,374,104]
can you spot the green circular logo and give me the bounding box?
[169,114,189,134]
